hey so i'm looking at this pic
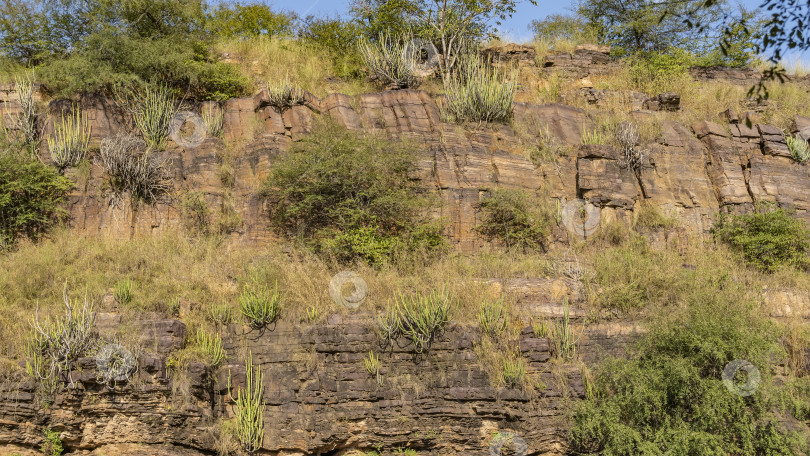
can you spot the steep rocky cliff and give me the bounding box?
[2,46,810,455]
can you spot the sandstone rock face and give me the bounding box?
[23,78,810,253]
[689,66,762,85]
[542,46,617,77]
[0,286,637,455]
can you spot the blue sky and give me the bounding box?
[265,0,808,64]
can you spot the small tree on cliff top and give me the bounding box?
[352,0,538,85]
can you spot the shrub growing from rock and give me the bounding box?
[261,120,446,266]
[712,204,810,273]
[474,188,552,252]
[0,152,72,248]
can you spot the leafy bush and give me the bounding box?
[530,14,599,44]
[378,287,452,354]
[298,16,363,79]
[442,53,516,123]
[712,205,810,273]
[626,48,695,95]
[474,188,552,252]
[0,153,72,248]
[47,108,91,170]
[239,282,282,328]
[569,268,792,455]
[261,121,446,266]
[41,428,63,456]
[6,0,252,100]
[207,3,298,38]
[98,134,172,205]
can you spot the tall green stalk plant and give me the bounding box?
[131,85,176,152]
[229,354,265,454]
[47,108,91,170]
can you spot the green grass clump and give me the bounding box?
[46,108,91,170]
[239,282,281,328]
[786,135,810,162]
[0,153,72,249]
[266,74,303,108]
[478,298,508,337]
[378,288,453,354]
[113,279,133,305]
[442,53,515,123]
[500,354,526,387]
[712,204,810,273]
[550,297,580,360]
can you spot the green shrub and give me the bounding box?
[442,53,516,123]
[41,428,63,456]
[261,120,446,266]
[298,16,363,79]
[207,3,298,39]
[378,287,452,354]
[569,268,791,455]
[239,282,282,328]
[627,48,695,95]
[0,153,72,248]
[180,191,210,235]
[474,188,552,252]
[712,205,810,273]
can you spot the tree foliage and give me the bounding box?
[0,152,72,248]
[261,120,446,266]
